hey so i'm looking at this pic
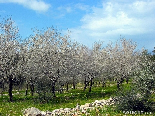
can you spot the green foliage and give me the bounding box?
[114,89,154,112]
[114,64,155,113]
[134,71,155,98]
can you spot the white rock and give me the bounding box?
[52,109,59,113]
[59,108,63,110]
[46,111,52,115]
[109,97,113,102]
[75,103,80,110]
[100,99,106,104]
[81,109,87,113]
[88,107,95,111]
[92,102,95,106]
[80,105,86,110]
[84,103,90,107]
[64,108,71,113]
[23,107,42,116]
[41,111,46,115]
[95,100,99,103]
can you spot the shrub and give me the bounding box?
[114,69,155,113]
[114,89,154,112]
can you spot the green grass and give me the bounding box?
[0,83,154,116]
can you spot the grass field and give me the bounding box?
[0,82,154,116]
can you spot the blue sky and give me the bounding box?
[0,0,155,52]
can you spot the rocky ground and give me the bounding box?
[23,97,115,116]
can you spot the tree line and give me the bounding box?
[0,17,154,102]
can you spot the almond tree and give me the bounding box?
[104,39,139,89]
[0,18,22,101]
[87,42,104,92]
[77,45,90,91]
[93,42,109,87]
[61,41,81,90]
[24,28,58,97]
[23,27,75,99]
[77,42,103,92]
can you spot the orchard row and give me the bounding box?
[0,18,154,102]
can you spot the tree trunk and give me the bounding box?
[9,76,13,102]
[30,84,34,96]
[43,92,46,101]
[126,78,129,84]
[117,82,120,90]
[87,81,89,86]
[102,81,106,87]
[120,77,124,84]
[59,84,64,93]
[117,81,121,90]
[1,82,4,97]
[66,82,69,91]
[73,77,75,89]
[89,79,93,92]
[52,82,56,97]
[83,84,87,91]
[117,77,124,89]
[25,83,28,96]
[83,77,87,91]
[96,82,98,86]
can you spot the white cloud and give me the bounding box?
[66,7,72,13]
[0,0,51,12]
[131,1,155,13]
[57,3,90,15]
[69,0,155,48]
[57,6,72,14]
[75,3,89,11]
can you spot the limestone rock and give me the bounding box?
[23,107,42,116]
[75,103,80,110]
[45,111,52,116]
